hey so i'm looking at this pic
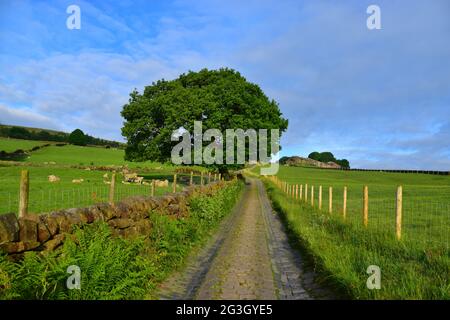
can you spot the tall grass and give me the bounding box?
[263,179,450,299]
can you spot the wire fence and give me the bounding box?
[269,176,450,250]
[0,171,222,215]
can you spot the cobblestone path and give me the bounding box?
[157,178,335,300]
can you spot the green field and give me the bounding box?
[0,137,50,153]
[256,166,450,247]
[253,165,450,299]
[0,142,205,215]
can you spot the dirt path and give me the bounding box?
[157,178,335,300]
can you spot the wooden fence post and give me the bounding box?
[208,172,211,184]
[396,186,403,240]
[173,174,177,193]
[329,186,333,214]
[295,184,299,200]
[305,184,308,203]
[363,185,369,227]
[343,186,347,219]
[300,184,303,200]
[201,172,204,186]
[190,171,193,186]
[311,185,314,207]
[151,179,155,197]
[18,170,29,218]
[108,173,116,205]
[319,186,322,210]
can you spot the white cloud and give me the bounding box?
[0,104,57,129]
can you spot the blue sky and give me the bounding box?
[0,0,449,169]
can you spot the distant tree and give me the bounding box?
[308,152,320,161]
[336,159,350,169]
[279,156,290,165]
[307,151,350,168]
[9,127,31,140]
[318,152,335,163]
[68,129,87,146]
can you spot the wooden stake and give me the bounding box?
[208,172,211,184]
[190,171,193,186]
[305,184,308,203]
[329,186,333,214]
[319,185,322,210]
[300,184,303,200]
[343,186,347,219]
[173,174,177,193]
[18,170,29,217]
[201,172,204,186]
[311,185,314,206]
[108,173,116,205]
[363,185,369,227]
[396,186,403,240]
[295,184,299,199]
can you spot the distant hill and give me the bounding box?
[0,124,124,148]
[280,156,343,169]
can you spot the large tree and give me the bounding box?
[121,68,288,170]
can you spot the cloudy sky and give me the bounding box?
[0,0,449,169]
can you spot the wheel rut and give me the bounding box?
[157,178,335,300]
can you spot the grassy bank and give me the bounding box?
[253,165,450,248]
[263,178,449,299]
[0,180,243,300]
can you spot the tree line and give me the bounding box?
[0,125,122,148]
[308,151,350,168]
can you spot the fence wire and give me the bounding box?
[271,177,450,251]
[0,173,216,215]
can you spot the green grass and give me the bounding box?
[0,180,244,300]
[263,179,449,299]
[28,144,133,167]
[253,166,450,247]
[0,166,200,214]
[0,137,50,153]
[0,141,213,214]
[1,140,175,170]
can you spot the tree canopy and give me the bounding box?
[121,68,288,169]
[68,129,87,146]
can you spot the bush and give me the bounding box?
[0,223,154,300]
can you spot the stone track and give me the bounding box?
[157,178,335,300]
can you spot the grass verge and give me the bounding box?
[263,178,449,300]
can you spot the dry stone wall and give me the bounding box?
[0,181,229,258]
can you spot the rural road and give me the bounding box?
[157,177,335,300]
